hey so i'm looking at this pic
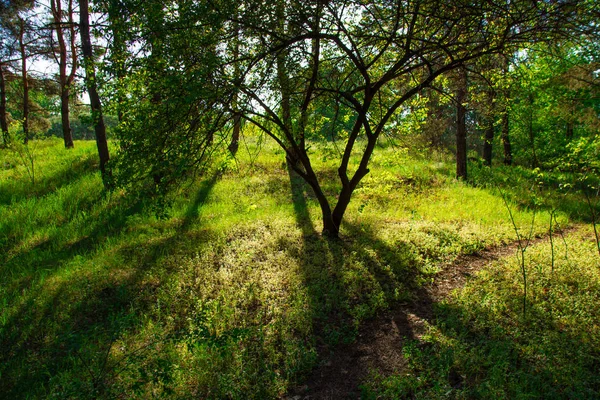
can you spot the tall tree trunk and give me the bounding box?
[229,113,240,154]
[107,0,126,122]
[229,21,240,154]
[275,1,294,156]
[483,90,495,166]
[327,131,377,237]
[566,122,573,140]
[80,0,110,182]
[501,61,512,166]
[455,68,467,180]
[0,65,9,145]
[528,92,538,168]
[19,19,29,144]
[501,104,511,165]
[51,0,75,148]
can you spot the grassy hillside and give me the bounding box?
[0,138,597,399]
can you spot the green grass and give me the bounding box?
[362,227,600,399]
[0,137,597,398]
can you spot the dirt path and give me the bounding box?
[287,227,577,400]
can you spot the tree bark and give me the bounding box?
[501,60,512,166]
[275,1,294,151]
[229,113,240,154]
[455,68,468,180]
[483,89,495,166]
[566,122,573,140]
[80,0,110,182]
[528,92,538,168]
[19,19,29,144]
[229,21,240,154]
[51,0,75,149]
[0,65,9,145]
[276,63,292,133]
[107,0,126,122]
[501,104,511,166]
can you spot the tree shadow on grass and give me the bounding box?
[0,188,145,296]
[0,152,98,205]
[0,194,148,398]
[383,294,600,399]
[289,208,600,399]
[0,174,220,399]
[284,167,439,398]
[287,163,316,235]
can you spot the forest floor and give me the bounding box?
[2,139,599,399]
[291,226,580,399]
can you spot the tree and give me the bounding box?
[454,67,468,180]
[101,0,130,122]
[0,21,13,145]
[18,17,30,143]
[112,0,229,194]
[500,57,513,166]
[228,9,242,155]
[465,54,503,167]
[0,0,36,144]
[118,0,592,237]
[482,85,496,166]
[228,0,588,236]
[49,0,78,149]
[507,42,600,168]
[0,64,8,144]
[79,0,110,182]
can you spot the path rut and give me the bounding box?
[288,226,578,399]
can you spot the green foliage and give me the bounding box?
[47,113,119,141]
[3,77,56,136]
[109,0,234,197]
[507,43,600,169]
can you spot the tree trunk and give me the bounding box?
[107,0,126,122]
[229,21,240,154]
[329,133,377,237]
[275,1,293,151]
[0,65,9,145]
[60,87,73,148]
[528,93,538,168]
[566,122,573,140]
[80,0,110,182]
[288,158,337,237]
[501,61,511,166]
[52,0,75,149]
[229,113,240,154]
[19,19,29,144]
[455,68,467,180]
[483,90,494,166]
[309,176,337,237]
[501,105,511,165]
